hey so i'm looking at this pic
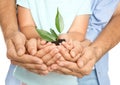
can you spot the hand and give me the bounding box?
[11,38,48,74]
[25,38,61,74]
[50,47,97,78]
[50,40,96,78]
[11,54,49,75]
[6,32,26,59]
[57,40,83,62]
[6,32,47,75]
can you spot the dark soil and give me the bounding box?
[52,39,65,45]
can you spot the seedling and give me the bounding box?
[36,8,65,45]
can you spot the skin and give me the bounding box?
[0,0,120,78]
[0,0,49,74]
[50,3,120,77]
[17,5,90,41]
[16,4,91,72]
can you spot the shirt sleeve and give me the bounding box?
[16,0,30,9]
[86,0,120,42]
[77,0,92,15]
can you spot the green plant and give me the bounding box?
[36,8,65,45]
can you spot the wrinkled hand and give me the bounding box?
[50,40,98,78]
[6,31,26,57]
[59,46,98,78]
[6,32,47,75]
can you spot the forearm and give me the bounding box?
[68,15,89,41]
[90,9,120,60]
[20,26,40,39]
[0,0,18,40]
[67,32,86,41]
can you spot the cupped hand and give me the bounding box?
[6,34,48,75]
[25,38,62,74]
[6,32,26,59]
[50,39,97,78]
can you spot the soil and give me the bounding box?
[52,39,65,45]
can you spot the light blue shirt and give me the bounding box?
[14,0,92,85]
[16,0,91,34]
[86,0,120,85]
[5,0,120,85]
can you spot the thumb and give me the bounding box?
[12,32,26,56]
[26,38,37,55]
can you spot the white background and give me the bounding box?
[0,28,120,85]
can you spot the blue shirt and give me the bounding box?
[86,0,120,85]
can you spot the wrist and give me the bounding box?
[4,31,26,47]
[4,30,18,40]
[90,45,103,62]
[80,39,92,47]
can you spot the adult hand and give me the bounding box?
[53,46,97,78]
[6,31,26,59]
[50,40,98,78]
[6,32,47,74]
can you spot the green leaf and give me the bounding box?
[50,28,58,39]
[36,29,56,42]
[55,8,64,33]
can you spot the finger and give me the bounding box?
[46,53,61,66]
[37,38,52,49]
[61,40,73,50]
[6,39,18,60]
[14,54,43,64]
[28,69,49,75]
[72,53,81,62]
[11,60,47,71]
[57,61,81,73]
[70,41,83,58]
[36,44,56,58]
[26,38,37,55]
[54,64,83,78]
[42,48,59,64]
[57,45,73,61]
[78,59,95,75]
[12,32,26,56]
[77,48,91,68]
